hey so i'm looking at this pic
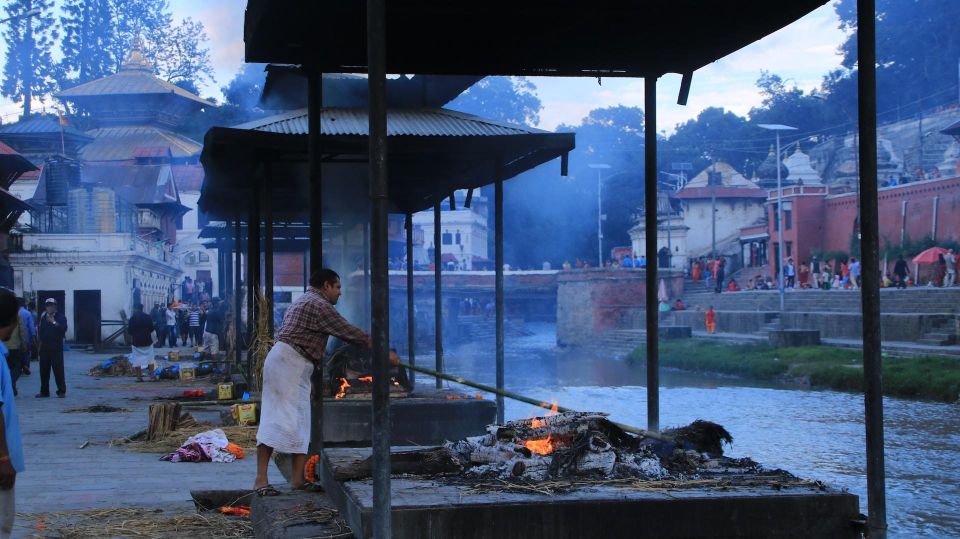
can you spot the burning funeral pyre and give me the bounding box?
[442,411,737,481]
[329,411,824,497]
[325,345,411,400]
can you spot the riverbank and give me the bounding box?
[627,340,960,403]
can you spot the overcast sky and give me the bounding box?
[0,1,846,135]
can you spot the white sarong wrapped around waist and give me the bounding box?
[256,341,314,454]
[129,345,155,369]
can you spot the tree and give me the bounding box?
[663,107,753,175]
[58,0,113,87]
[58,0,215,91]
[106,0,171,73]
[831,0,960,121]
[144,16,215,87]
[446,77,542,126]
[176,64,269,142]
[1,0,58,117]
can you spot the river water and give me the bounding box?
[421,322,960,538]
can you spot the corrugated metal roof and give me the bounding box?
[0,115,92,140]
[80,126,202,162]
[233,107,546,137]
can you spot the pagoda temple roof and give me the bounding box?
[79,126,202,162]
[56,48,213,107]
[0,141,38,189]
[0,114,93,142]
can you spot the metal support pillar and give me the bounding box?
[262,164,275,338]
[234,219,242,369]
[433,203,443,389]
[857,0,886,536]
[363,224,371,329]
[224,221,233,298]
[644,76,660,433]
[308,67,323,275]
[306,59,325,463]
[405,213,416,389]
[247,191,261,384]
[494,166,505,424]
[367,0,391,534]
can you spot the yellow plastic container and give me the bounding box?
[218,383,234,400]
[168,351,180,361]
[179,366,195,381]
[236,403,257,426]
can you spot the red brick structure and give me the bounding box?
[764,175,960,277]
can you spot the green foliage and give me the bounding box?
[628,341,960,403]
[446,77,542,127]
[57,0,215,91]
[2,0,59,117]
[661,107,752,175]
[59,0,113,86]
[832,0,960,121]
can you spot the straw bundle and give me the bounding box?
[249,289,275,391]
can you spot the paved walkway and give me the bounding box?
[11,346,283,537]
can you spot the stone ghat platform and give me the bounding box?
[276,391,497,483]
[318,447,861,539]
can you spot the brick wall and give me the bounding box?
[823,176,960,254]
[557,269,684,346]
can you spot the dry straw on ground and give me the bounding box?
[16,508,253,539]
[112,424,259,453]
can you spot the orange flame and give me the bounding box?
[530,417,546,428]
[334,378,350,399]
[358,376,373,383]
[523,432,563,455]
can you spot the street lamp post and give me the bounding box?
[758,124,797,317]
[589,163,611,267]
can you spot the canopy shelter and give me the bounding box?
[244,0,828,78]
[239,0,888,536]
[198,107,572,220]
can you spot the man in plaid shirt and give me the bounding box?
[254,269,369,495]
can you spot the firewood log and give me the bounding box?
[147,403,181,441]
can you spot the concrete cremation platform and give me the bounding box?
[768,329,822,348]
[659,325,693,339]
[319,447,861,539]
[318,390,497,445]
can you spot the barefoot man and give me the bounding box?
[254,269,370,496]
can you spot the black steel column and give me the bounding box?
[644,76,660,433]
[857,0,886,536]
[494,167,505,424]
[405,213,416,388]
[367,0,391,534]
[364,224,371,328]
[433,203,443,389]
[247,185,261,384]
[223,229,233,299]
[234,218,242,368]
[308,67,323,275]
[262,164,275,338]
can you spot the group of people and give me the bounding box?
[690,257,727,293]
[180,276,213,306]
[0,297,68,400]
[148,301,225,350]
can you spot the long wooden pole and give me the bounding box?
[399,361,669,442]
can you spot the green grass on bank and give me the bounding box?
[627,340,960,403]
